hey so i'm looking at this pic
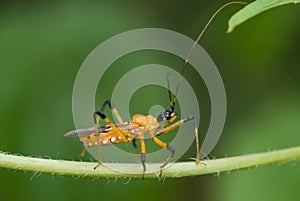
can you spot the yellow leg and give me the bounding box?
[94,143,103,169]
[161,114,177,128]
[92,106,129,170]
[100,100,124,124]
[77,147,87,159]
[156,116,204,165]
[152,137,175,177]
[92,114,103,169]
[112,108,123,124]
[92,109,128,170]
[103,117,127,142]
[93,115,101,166]
[140,139,146,179]
[156,119,184,136]
[94,110,128,142]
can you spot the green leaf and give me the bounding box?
[227,0,300,33]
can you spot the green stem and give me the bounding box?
[1,146,300,179]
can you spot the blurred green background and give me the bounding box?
[0,0,299,201]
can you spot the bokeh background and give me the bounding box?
[0,0,299,201]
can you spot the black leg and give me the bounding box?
[132,139,140,154]
[159,144,175,177]
[99,100,123,124]
[141,153,146,179]
[100,100,115,111]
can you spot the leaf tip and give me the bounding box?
[227,26,234,33]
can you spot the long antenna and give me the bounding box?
[171,1,246,111]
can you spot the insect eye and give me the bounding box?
[164,110,172,120]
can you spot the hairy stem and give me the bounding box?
[1,146,300,179]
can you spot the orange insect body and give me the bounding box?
[73,114,159,148]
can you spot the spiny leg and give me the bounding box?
[139,139,146,179]
[100,100,124,124]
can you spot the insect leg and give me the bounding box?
[92,111,102,169]
[132,139,140,154]
[93,145,103,170]
[100,100,124,124]
[161,114,178,128]
[92,110,129,169]
[139,139,146,179]
[99,101,140,151]
[94,110,128,142]
[78,147,87,158]
[156,116,205,165]
[152,137,175,177]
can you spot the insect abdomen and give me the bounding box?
[80,133,126,147]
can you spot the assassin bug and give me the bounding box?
[64,1,246,178]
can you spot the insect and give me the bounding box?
[64,1,246,178]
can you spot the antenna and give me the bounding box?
[171,1,246,111]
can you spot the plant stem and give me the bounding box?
[1,146,300,179]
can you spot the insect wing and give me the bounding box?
[64,128,94,138]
